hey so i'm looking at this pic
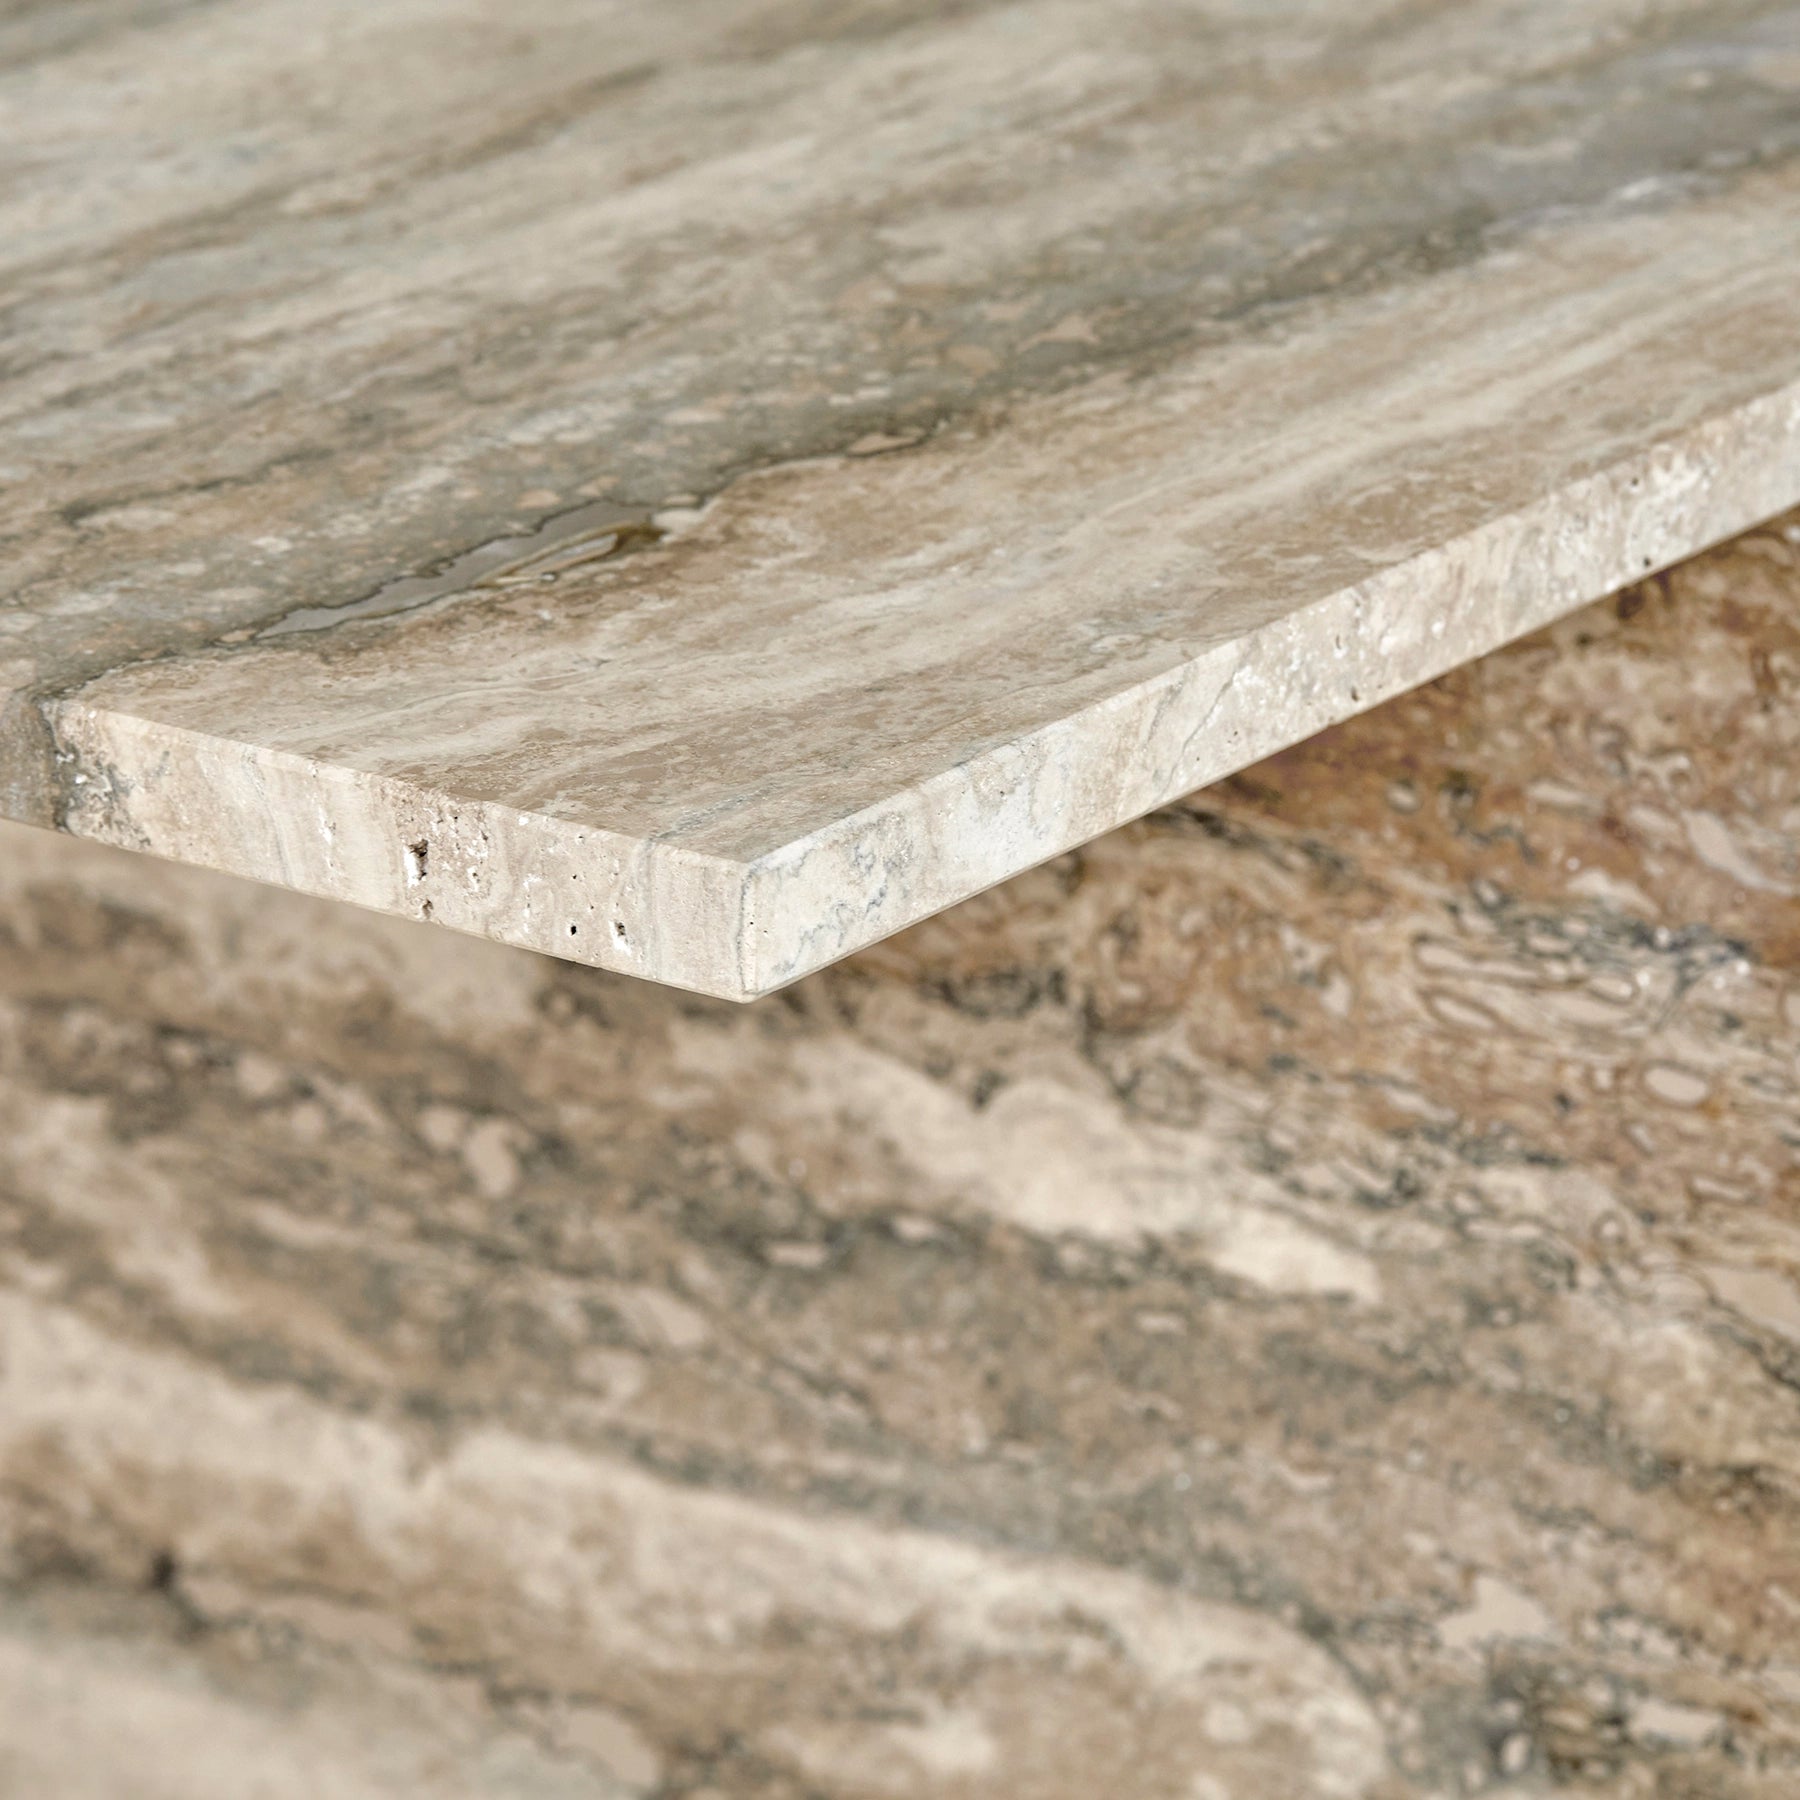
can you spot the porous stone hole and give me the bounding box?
[612,920,629,946]
[147,1548,178,1593]
[405,838,430,883]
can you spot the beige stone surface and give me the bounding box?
[9,0,1800,992]
[4,518,1800,1793]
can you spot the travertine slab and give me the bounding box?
[8,0,1800,995]
[5,521,1800,1795]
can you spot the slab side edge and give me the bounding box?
[738,381,1800,995]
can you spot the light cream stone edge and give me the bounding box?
[47,381,1800,1001]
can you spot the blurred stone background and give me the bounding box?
[2,517,1798,1798]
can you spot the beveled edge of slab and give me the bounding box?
[44,376,1800,1001]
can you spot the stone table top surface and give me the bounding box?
[9,0,1800,997]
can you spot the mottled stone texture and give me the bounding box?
[4,517,1800,1797]
[13,0,1800,990]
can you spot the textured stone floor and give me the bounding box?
[2,516,1799,1795]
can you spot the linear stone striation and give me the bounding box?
[8,0,1800,994]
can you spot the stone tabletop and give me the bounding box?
[9,0,1800,996]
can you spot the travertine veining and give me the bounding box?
[8,0,1800,993]
[3,519,1800,1795]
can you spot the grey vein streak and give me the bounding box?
[6,0,1800,997]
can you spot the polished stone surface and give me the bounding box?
[9,0,1800,994]
[3,519,1799,1796]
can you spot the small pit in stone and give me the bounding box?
[405,839,430,883]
